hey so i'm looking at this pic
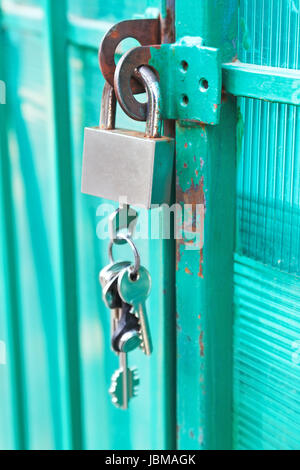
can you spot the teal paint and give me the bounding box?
[148,42,222,124]
[234,0,300,450]
[0,3,27,449]
[233,255,300,450]
[223,62,300,106]
[67,0,176,450]
[44,0,82,449]
[1,0,299,452]
[175,0,238,450]
[0,0,176,451]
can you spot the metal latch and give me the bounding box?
[99,19,221,125]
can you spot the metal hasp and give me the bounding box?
[99,18,161,94]
[99,20,222,126]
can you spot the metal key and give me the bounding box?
[109,353,139,410]
[99,261,131,339]
[100,262,140,409]
[109,302,140,410]
[118,266,153,356]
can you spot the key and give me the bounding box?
[99,261,131,290]
[109,301,140,410]
[100,263,141,409]
[99,261,131,340]
[109,353,139,410]
[111,301,141,353]
[105,293,140,409]
[118,266,153,356]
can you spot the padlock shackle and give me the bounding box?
[100,82,117,130]
[135,66,162,138]
[101,66,162,138]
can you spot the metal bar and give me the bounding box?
[0,2,28,450]
[160,0,176,451]
[43,0,83,450]
[175,0,238,450]
[223,62,300,106]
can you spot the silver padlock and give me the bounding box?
[81,66,174,209]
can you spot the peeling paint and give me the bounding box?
[176,176,205,276]
[199,331,204,357]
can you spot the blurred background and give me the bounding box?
[0,0,175,450]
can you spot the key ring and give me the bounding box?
[108,234,140,277]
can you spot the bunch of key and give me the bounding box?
[99,231,153,410]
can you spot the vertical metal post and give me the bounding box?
[175,0,238,449]
[0,2,27,450]
[43,0,83,449]
[160,0,177,450]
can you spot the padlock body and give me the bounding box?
[82,128,174,208]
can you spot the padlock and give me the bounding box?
[81,66,174,209]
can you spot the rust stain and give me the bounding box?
[195,169,199,176]
[200,122,206,131]
[198,250,204,278]
[160,6,175,44]
[184,142,188,148]
[189,430,195,439]
[184,163,188,168]
[110,29,120,39]
[185,267,193,275]
[221,86,228,103]
[176,176,205,275]
[176,239,184,270]
[177,177,205,207]
[199,331,204,357]
[213,103,218,110]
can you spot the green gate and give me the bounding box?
[0,0,299,450]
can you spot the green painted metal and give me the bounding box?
[233,255,300,450]
[147,42,221,124]
[43,0,82,449]
[233,0,300,450]
[0,0,176,450]
[223,62,300,106]
[175,0,238,450]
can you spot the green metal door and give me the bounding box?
[0,0,299,451]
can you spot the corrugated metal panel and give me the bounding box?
[234,0,300,449]
[233,254,300,450]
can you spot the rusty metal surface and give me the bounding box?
[99,82,117,129]
[99,19,160,94]
[114,46,155,121]
[160,0,175,44]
